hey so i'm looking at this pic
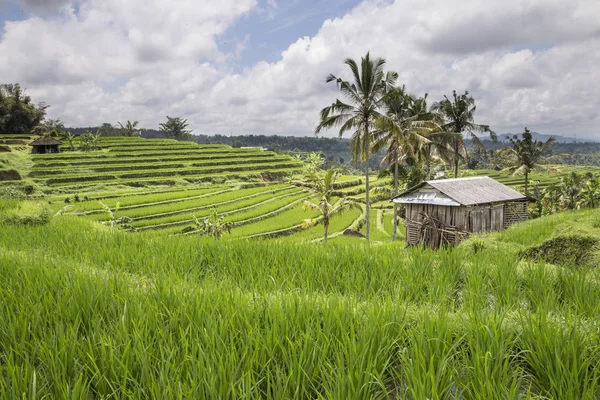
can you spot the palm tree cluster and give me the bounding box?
[316,52,494,241]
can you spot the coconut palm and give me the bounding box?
[431,90,495,178]
[302,168,357,243]
[415,130,459,180]
[315,53,397,241]
[371,88,431,241]
[118,120,141,137]
[499,127,555,194]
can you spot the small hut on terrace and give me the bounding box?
[29,136,62,154]
[393,176,527,248]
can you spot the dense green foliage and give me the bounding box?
[159,116,193,141]
[0,84,47,135]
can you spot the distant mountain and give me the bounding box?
[498,132,598,143]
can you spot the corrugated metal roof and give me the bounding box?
[394,191,461,206]
[29,136,63,146]
[393,176,526,206]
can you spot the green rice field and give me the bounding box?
[2,134,599,243]
[0,205,598,398]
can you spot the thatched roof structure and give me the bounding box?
[29,136,63,146]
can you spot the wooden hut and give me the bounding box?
[393,176,527,248]
[29,136,62,154]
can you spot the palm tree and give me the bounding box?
[431,90,495,178]
[316,53,397,241]
[117,120,141,137]
[415,130,459,180]
[499,127,555,194]
[302,168,357,243]
[371,87,431,241]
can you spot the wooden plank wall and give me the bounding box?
[405,203,469,247]
[503,201,528,227]
[405,200,524,247]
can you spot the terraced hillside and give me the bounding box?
[30,138,303,187]
[4,134,597,242]
[1,135,390,241]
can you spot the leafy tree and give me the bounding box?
[559,172,587,210]
[302,152,326,182]
[192,208,232,238]
[499,127,555,193]
[60,131,76,151]
[578,177,600,209]
[315,53,397,241]
[118,120,141,137]
[302,168,358,243]
[159,116,192,141]
[371,87,430,241]
[91,130,101,150]
[80,132,96,151]
[431,90,495,178]
[0,83,48,134]
[98,123,117,137]
[43,119,66,135]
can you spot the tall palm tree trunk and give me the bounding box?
[392,147,398,242]
[524,170,529,194]
[425,144,431,180]
[324,221,329,244]
[454,138,460,178]
[364,123,370,242]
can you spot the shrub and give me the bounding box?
[520,235,599,268]
[211,177,227,185]
[0,169,21,181]
[0,201,51,226]
[23,184,35,195]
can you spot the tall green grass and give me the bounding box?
[0,213,599,398]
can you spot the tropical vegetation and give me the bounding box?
[316,53,397,241]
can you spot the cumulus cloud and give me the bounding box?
[0,0,598,138]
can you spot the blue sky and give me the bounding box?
[0,0,598,139]
[222,0,362,69]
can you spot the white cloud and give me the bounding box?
[1,0,599,138]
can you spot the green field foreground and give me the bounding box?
[0,208,599,398]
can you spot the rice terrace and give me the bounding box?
[2,2,600,398]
